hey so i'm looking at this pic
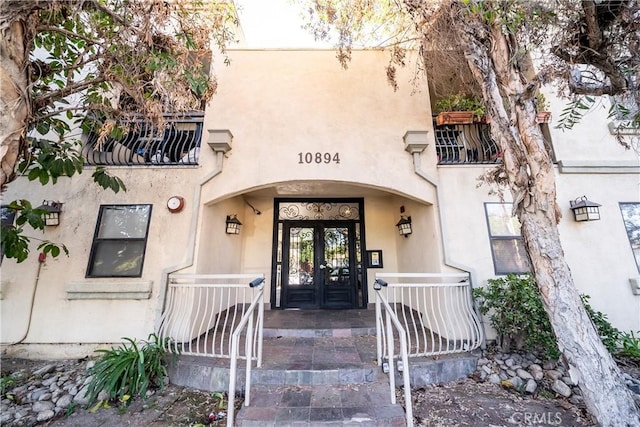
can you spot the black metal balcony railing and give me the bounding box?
[82,114,204,166]
[435,122,500,164]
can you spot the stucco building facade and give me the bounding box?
[1,46,639,358]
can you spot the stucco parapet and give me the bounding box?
[65,281,152,300]
[558,160,640,174]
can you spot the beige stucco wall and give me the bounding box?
[436,162,640,334]
[201,49,436,204]
[1,49,443,355]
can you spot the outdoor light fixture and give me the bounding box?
[37,201,62,226]
[396,215,412,237]
[225,215,242,235]
[569,196,601,222]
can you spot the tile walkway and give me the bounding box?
[234,309,407,426]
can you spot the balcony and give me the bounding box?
[434,120,500,165]
[82,113,204,166]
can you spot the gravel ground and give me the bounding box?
[2,356,609,426]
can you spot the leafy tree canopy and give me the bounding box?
[0,0,237,261]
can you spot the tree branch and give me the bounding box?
[35,25,99,46]
[33,76,107,108]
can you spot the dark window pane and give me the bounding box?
[89,241,145,277]
[97,205,151,239]
[491,239,530,274]
[87,204,151,277]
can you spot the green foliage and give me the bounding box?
[434,93,486,116]
[580,294,621,353]
[619,331,640,358]
[535,92,549,112]
[1,200,69,263]
[212,391,227,410]
[92,167,127,193]
[85,334,171,405]
[64,402,78,417]
[475,275,638,360]
[3,0,238,262]
[473,273,560,359]
[1,375,16,397]
[556,95,596,130]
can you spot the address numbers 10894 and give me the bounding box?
[297,152,341,164]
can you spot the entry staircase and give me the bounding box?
[159,273,483,426]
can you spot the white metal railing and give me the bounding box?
[157,274,265,361]
[374,273,483,363]
[374,280,413,427]
[227,277,265,427]
[157,274,265,427]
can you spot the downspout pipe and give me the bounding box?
[154,131,232,330]
[404,132,486,347]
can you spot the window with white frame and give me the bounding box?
[620,203,640,273]
[484,202,530,274]
[87,205,152,277]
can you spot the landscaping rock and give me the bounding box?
[517,368,533,380]
[546,369,563,380]
[528,363,544,380]
[525,378,537,394]
[552,379,572,397]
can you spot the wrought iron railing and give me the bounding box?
[434,123,500,164]
[82,113,203,166]
[374,273,483,361]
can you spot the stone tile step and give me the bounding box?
[263,326,377,338]
[168,347,477,393]
[235,382,406,427]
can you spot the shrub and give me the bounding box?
[473,273,559,359]
[580,294,621,353]
[474,274,637,360]
[85,333,171,405]
[434,93,486,116]
[1,375,16,397]
[619,331,640,358]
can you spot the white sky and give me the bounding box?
[235,0,330,48]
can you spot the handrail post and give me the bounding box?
[385,312,396,404]
[374,278,387,366]
[245,311,254,407]
[257,286,264,368]
[226,276,265,427]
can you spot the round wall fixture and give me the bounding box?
[167,196,185,213]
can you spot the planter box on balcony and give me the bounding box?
[436,111,475,125]
[474,115,491,124]
[536,111,551,123]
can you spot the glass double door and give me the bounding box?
[282,221,357,309]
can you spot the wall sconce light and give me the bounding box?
[396,215,412,237]
[37,201,62,226]
[225,215,242,235]
[569,196,601,222]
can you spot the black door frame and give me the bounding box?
[271,197,368,310]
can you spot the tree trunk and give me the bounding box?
[451,4,640,426]
[0,18,28,191]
